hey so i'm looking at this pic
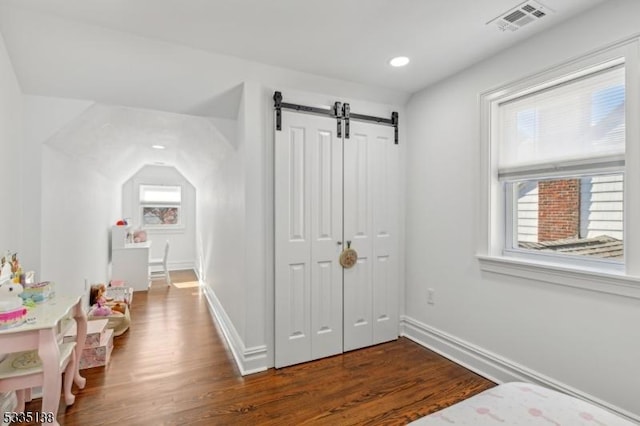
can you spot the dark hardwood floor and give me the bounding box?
[22,270,495,425]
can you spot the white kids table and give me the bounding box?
[0,295,87,425]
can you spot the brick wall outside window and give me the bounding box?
[538,179,580,242]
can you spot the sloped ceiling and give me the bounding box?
[0,0,608,110]
[45,103,234,185]
[0,0,609,185]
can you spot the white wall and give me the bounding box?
[0,26,21,375]
[19,96,118,296]
[122,165,196,270]
[197,88,248,369]
[0,30,23,256]
[2,31,112,304]
[241,82,268,358]
[40,145,117,295]
[21,95,95,280]
[404,0,640,420]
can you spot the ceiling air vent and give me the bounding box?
[488,0,554,32]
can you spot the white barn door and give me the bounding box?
[275,110,399,367]
[275,111,344,368]
[343,121,399,352]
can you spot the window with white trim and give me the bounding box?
[479,39,640,294]
[501,64,625,263]
[139,184,182,228]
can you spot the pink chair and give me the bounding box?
[0,342,77,413]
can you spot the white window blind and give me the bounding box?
[139,185,182,204]
[498,64,625,180]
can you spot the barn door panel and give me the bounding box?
[343,131,373,352]
[343,121,399,352]
[275,111,343,368]
[369,122,399,345]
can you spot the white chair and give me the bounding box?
[0,342,77,416]
[149,240,171,286]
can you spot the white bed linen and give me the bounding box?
[410,382,636,425]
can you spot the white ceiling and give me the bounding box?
[0,0,610,184]
[0,0,608,101]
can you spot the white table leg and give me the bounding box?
[63,349,76,405]
[73,301,87,389]
[38,328,61,426]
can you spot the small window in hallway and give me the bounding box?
[139,184,182,227]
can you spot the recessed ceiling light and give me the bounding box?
[152,144,166,150]
[389,56,410,67]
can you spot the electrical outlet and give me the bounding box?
[427,288,435,305]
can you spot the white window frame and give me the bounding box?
[138,184,184,230]
[478,37,640,299]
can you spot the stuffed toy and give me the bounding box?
[0,280,24,312]
[0,280,27,329]
[110,302,126,315]
[133,229,147,243]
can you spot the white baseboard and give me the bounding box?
[149,260,194,273]
[401,315,639,424]
[201,285,268,376]
[169,260,194,271]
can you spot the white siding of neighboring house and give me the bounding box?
[517,183,538,242]
[580,175,624,240]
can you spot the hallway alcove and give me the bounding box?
[30,97,241,298]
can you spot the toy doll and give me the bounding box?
[89,284,112,316]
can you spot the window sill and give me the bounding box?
[142,226,186,234]
[477,254,640,300]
